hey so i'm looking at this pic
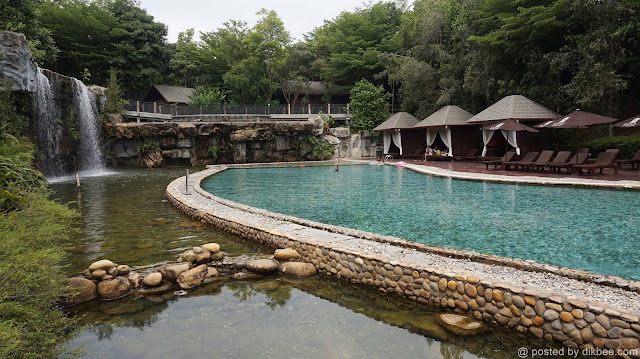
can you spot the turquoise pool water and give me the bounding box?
[202,165,640,281]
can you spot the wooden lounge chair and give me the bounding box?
[401,148,424,160]
[534,151,571,172]
[503,151,540,171]
[549,151,589,173]
[453,149,479,162]
[614,149,640,170]
[515,150,554,171]
[574,149,620,175]
[482,151,516,169]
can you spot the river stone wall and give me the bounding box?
[167,166,640,357]
[105,121,377,167]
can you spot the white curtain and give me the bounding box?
[392,130,403,155]
[426,128,438,147]
[501,129,520,155]
[482,129,495,157]
[383,131,391,154]
[438,127,453,156]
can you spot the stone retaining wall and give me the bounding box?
[167,166,640,357]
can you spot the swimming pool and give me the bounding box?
[202,165,640,281]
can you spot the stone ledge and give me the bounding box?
[167,165,640,356]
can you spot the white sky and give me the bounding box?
[138,0,374,43]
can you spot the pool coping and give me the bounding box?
[167,163,640,354]
[401,163,640,190]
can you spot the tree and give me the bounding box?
[310,2,405,86]
[249,9,291,103]
[189,86,226,106]
[0,0,58,63]
[104,70,128,114]
[349,79,390,132]
[168,29,201,87]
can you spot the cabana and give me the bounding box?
[414,105,475,157]
[373,112,420,156]
[467,95,558,156]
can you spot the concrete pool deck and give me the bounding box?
[396,160,640,190]
[167,163,640,355]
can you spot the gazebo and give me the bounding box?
[467,95,558,156]
[414,105,475,157]
[373,112,420,156]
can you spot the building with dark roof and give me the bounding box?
[142,85,195,105]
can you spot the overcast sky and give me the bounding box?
[138,0,375,43]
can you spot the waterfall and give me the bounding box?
[72,78,104,172]
[34,68,64,177]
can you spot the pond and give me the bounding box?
[201,165,640,281]
[48,168,568,358]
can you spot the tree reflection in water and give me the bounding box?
[67,275,563,359]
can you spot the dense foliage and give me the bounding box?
[2,0,640,119]
[0,88,78,358]
[349,79,391,132]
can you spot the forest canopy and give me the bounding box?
[3,0,640,117]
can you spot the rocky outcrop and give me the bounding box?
[105,121,379,167]
[0,31,37,92]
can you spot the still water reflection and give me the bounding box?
[52,169,564,358]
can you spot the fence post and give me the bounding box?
[136,100,140,112]
[308,103,311,114]
[224,106,226,115]
[154,102,157,114]
[245,106,248,115]
[346,103,350,114]
[268,103,271,115]
[288,103,291,115]
[327,103,331,115]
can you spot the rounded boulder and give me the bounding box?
[142,272,163,287]
[89,259,114,271]
[202,243,220,253]
[65,277,97,305]
[97,277,131,300]
[278,262,316,276]
[247,259,279,274]
[438,313,484,336]
[274,248,299,261]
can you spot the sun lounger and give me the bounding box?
[534,151,571,172]
[614,149,640,170]
[453,149,479,162]
[515,150,554,171]
[574,149,620,174]
[482,151,516,169]
[401,148,424,160]
[549,151,590,173]
[503,151,540,171]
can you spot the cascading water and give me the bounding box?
[72,78,104,172]
[34,68,64,177]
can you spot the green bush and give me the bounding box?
[137,141,160,154]
[208,145,219,163]
[0,191,80,359]
[104,70,128,115]
[306,136,335,160]
[575,134,640,158]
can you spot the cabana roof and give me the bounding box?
[483,119,539,132]
[614,115,640,128]
[373,112,420,131]
[467,95,559,123]
[414,105,474,128]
